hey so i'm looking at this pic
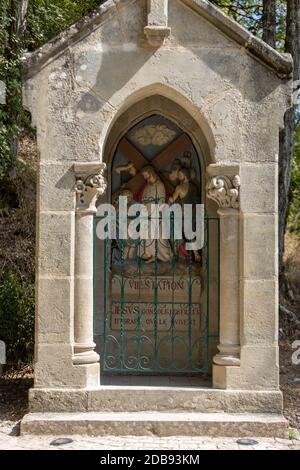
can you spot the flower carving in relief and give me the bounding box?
[207,175,240,209]
[74,163,107,209]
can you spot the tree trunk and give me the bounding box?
[262,0,277,48]
[279,0,300,290]
[10,0,28,37]
[7,0,29,162]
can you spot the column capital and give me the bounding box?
[74,162,107,213]
[206,174,241,209]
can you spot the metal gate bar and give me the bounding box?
[93,215,220,374]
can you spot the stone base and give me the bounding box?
[26,386,284,414]
[21,411,288,438]
[21,386,287,438]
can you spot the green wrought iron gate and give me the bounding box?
[93,215,220,375]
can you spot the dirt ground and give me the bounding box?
[280,340,300,429]
[280,232,300,430]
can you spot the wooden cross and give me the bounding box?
[117,133,191,195]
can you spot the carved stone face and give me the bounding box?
[142,168,157,184]
[232,175,241,188]
[169,168,179,183]
[142,170,150,182]
[148,174,157,184]
[178,169,189,183]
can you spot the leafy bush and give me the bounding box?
[0,0,105,179]
[0,271,34,364]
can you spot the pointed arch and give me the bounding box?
[101,83,216,171]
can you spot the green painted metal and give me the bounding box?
[93,215,220,374]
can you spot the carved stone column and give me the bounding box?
[73,163,107,366]
[207,173,241,367]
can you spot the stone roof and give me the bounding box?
[22,0,293,79]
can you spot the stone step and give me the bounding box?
[21,412,288,438]
[29,387,284,414]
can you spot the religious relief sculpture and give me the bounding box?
[139,166,173,263]
[115,162,137,176]
[206,174,240,209]
[168,154,201,263]
[110,115,203,277]
[168,153,199,204]
[104,116,206,373]
[114,152,201,267]
[114,165,173,265]
[113,189,136,261]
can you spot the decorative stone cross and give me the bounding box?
[144,0,171,46]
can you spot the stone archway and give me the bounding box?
[89,95,228,381]
[95,112,209,375]
[103,93,214,203]
[72,93,242,385]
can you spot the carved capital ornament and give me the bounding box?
[206,174,240,209]
[74,162,107,212]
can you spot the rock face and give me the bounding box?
[21,0,292,437]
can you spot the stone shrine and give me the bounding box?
[21,0,293,437]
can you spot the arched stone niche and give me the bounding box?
[92,93,222,378]
[103,93,214,206]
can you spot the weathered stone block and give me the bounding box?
[39,163,75,212]
[38,212,75,276]
[29,389,89,413]
[37,278,74,343]
[35,343,99,388]
[240,164,277,213]
[241,214,278,279]
[20,411,288,438]
[241,279,278,345]
[213,344,279,391]
[239,345,279,390]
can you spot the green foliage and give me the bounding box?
[213,0,299,239]
[211,0,264,34]
[26,0,104,50]
[0,271,35,363]
[288,126,300,233]
[0,0,104,179]
[211,1,287,49]
[288,428,297,440]
[0,1,25,178]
